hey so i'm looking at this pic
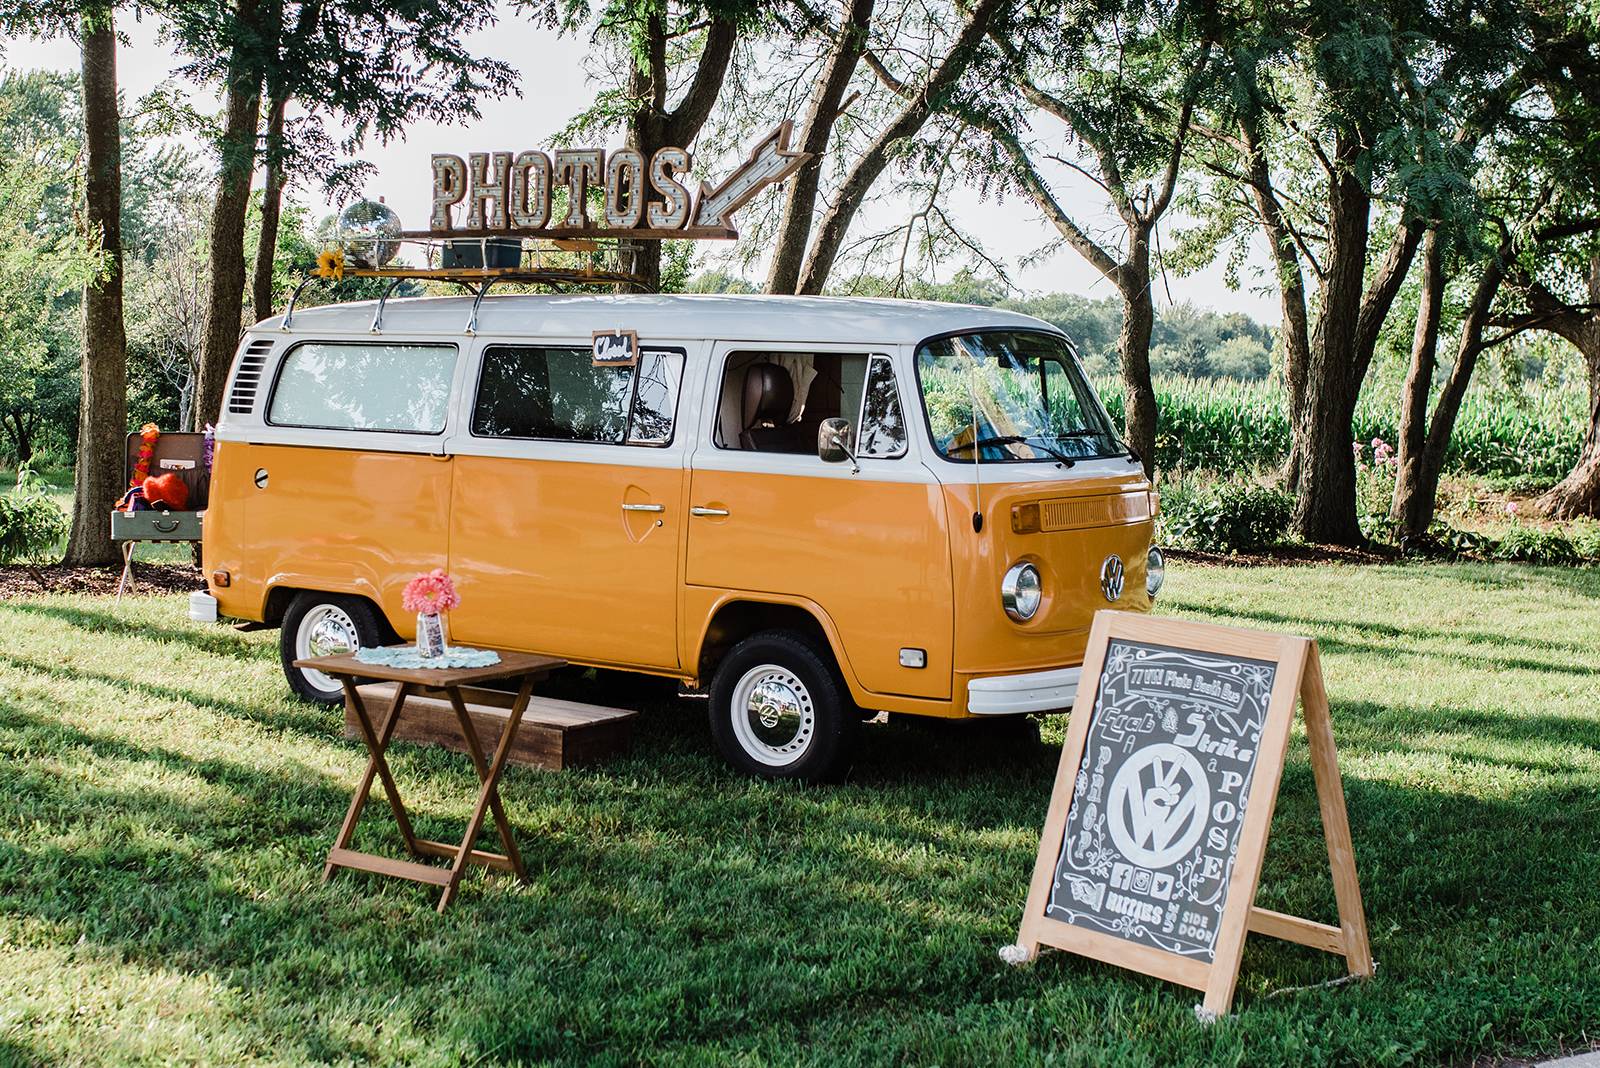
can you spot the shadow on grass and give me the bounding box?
[3,600,263,662]
[1178,596,1600,661]
[3,581,1598,1061]
[4,696,1597,1064]
[1180,600,1600,678]
[0,650,332,742]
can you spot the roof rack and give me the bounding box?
[280,235,649,334]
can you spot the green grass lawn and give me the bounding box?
[0,562,1597,1066]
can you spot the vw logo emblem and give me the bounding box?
[1100,554,1125,602]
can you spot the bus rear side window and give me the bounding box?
[268,342,458,433]
[472,346,684,446]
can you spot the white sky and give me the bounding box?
[2,6,1281,323]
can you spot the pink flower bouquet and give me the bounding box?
[403,569,460,615]
[404,570,459,658]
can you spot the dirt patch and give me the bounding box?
[0,563,205,601]
[1165,543,1400,568]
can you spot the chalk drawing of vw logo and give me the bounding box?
[1106,743,1210,869]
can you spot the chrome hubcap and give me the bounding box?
[296,604,358,694]
[730,664,815,767]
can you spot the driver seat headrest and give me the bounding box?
[742,362,794,429]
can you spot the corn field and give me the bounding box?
[1095,375,1587,482]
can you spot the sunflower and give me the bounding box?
[314,246,346,281]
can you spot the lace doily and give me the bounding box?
[354,646,502,669]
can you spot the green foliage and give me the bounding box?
[1158,477,1294,553]
[0,72,101,465]
[1493,523,1586,566]
[0,462,68,562]
[1395,519,1600,567]
[1097,376,1585,484]
[684,269,759,294]
[1000,292,1123,372]
[0,69,210,459]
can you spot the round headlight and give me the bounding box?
[1146,546,1166,598]
[1002,562,1042,622]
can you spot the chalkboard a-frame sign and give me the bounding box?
[1011,610,1373,1017]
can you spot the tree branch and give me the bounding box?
[981,120,1121,281]
[664,14,737,145]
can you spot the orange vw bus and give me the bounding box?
[202,294,1162,779]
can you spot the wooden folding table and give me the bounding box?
[295,648,565,911]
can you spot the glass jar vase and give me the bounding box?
[415,611,446,658]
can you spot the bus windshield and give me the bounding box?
[915,331,1123,463]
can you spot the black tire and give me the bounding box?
[279,592,384,704]
[708,630,856,782]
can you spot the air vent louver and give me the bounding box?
[226,340,273,415]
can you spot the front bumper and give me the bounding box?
[966,666,1081,715]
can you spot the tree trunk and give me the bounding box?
[1117,247,1157,474]
[1393,238,1506,539]
[251,92,288,325]
[1535,335,1600,518]
[6,411,33,465]
[1527,257,1600,518]
[178,374,195,434]
[621,12,736,294]
[1294,134,1368,545]
[766,0,875,295]
[1391,228,1444,535]
[1237,113,1311,491]
[194,0,263,429]
[63,9,127,568]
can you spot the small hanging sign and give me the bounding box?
[1004,610,1373,1018]
[592,330,639,368]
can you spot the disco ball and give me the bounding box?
[335,198,402,267]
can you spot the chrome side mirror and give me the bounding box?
[817,417,859,473]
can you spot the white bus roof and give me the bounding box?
[258,293,1062,347]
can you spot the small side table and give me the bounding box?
[294,647,565,912]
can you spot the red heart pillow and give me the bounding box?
[143,473,189,510]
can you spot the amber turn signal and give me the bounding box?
[211,569,231,588]
[1011,502,1040,534]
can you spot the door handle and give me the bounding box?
[691,506,730,517]
[621,503,665,513]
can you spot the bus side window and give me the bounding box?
[857,355,907,458]
[626,351,685,446]
[269,342,458,433]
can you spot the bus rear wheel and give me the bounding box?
[280,592,383,704]
[708,631,855,782]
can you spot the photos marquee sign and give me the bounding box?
[1009,611,1374,1017]
[423,122,808,241]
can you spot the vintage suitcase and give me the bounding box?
[110,430,209,543]
[110,508,202,542]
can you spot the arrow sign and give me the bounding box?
[693,121,811,231]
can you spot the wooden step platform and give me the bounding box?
[346,682,636,771]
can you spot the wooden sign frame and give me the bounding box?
[592,329,639,368]
[1013,610,1372,1017]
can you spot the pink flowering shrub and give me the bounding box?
[402,569,460,614]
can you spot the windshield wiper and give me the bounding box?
[950,434,1076,466]
[1055,428,1106,439]
[948,434,1028,458]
